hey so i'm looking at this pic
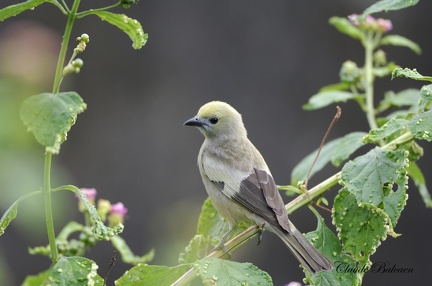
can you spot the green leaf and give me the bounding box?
[383,186,407,228]
[22,270,50,286]
[178,234,208,264]
[197,197,230,245]
[86,11,147,49]
[111,235,155,265]
[291,139,340,185]
[0,0,47,21]
[318,82,351,93]
[420,84,432,100]
[340,148,408,206]
[331,132,367,167]
[363,118,409,143]
[362,0,419,17]
[303,91,354,110]
[406,110,432,141]
[380,35,421,55]
[196,197,248,246]
[50,257,104,286]
[115,264,191,286]
[20,92,86,154]
[0,190,41,236]
[291,132,366,184]
[380,89,421,107]
[407,162,432,208]
[305,215,361,286]
[333,190,389,262]
[194,257,272,286]
[392,68,432,82]
[329,17,365,42]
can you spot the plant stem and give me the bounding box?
[364,31,379,133]
[44,0,82,263]
[52,0,82,93]
[44,152,58,262]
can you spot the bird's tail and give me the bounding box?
[267,223,334,273]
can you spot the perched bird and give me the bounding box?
[184,101,333,273]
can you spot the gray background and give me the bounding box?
[1,0,432,285]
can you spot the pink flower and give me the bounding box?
[348,14,392,33]
[75,188,97,200]
[377,18,393,32]
[110,202,128,217]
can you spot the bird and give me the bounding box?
[184,101,333,273]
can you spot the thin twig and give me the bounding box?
[304,106,341,190]
[103,251,117,286]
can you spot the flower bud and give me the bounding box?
[72,58,84,68]
[97,199,111,222]
[77,33,90,44]
[373,49,387,66]
[339,60,360,83]
[108,202,128,227]
[376,18,392,33]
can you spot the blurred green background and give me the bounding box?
[1,1,432,285]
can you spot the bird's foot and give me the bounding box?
[256,222,266,245]
[211,241,232,259]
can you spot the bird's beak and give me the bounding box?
[184,116,206,127]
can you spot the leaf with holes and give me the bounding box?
[340,148,407,206]
[333,190,389,262]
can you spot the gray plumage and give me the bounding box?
[184,101,333,273]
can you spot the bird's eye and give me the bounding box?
[209,117,219,124]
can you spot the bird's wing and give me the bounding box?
[202,155,291,233]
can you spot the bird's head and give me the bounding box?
[184,101,247,139]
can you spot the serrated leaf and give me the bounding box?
[87,11,147,49]
[406,110,432,141]
[331,132,367,167]
[20,92,86,154]
[420,84,432,100]
[333,190,388,262]
[340,148,407,206]
[115,264,191,286]
[362,0,419,17]
[380,35,421,55]
[303,213,361,286]
[197,197,248,245]
[111,235,155,265]
[0,0,48,21]
[383,187,407,228]
[407,162,432,208]
[50,257,104,286]
[0,190,41,236]
[22,270,50,286]
[392,68,432,82]
[303,91,354,110]
[194,257,272,286]
[363,118,409,143]
[178,234,208,264]
[329,17,364,42]
[197,197,230,245]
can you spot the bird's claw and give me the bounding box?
[256,222,266,245]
